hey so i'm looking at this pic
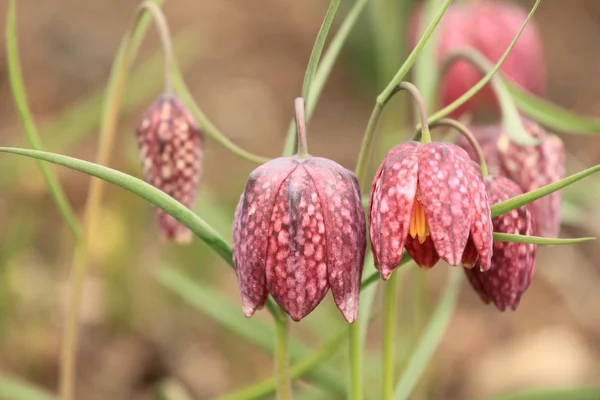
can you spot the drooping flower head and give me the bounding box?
[465,176,536,311]
[136,95,204,243]
[455,118,565,237]
[369,141,493,279]
[410,0,545,117]
[232,99,366,322]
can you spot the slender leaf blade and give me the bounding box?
[394,270,463,400]
[493,232,595,245]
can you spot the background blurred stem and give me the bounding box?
[348,323,364,400]
[382,271,399,400]
[275,313,292,400]
[59,2,163,397]
[5,0,80,239]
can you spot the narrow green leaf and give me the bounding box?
[155,265,347,398]
[394,270,463,400]
[0,375,56,400]
[506,80,600,134]
[493,232,595,245]
[6,0,81,239]
[491,164,600,218]
[0,147,232,262]
[359,253,379,345]
[415,0,444,111]
[482,387,600,400]
[427,0,541,124]
[283,0,342,156]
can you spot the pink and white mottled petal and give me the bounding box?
[369,142,420,280]
[136,96,204,243]
[306,158,366,322]
[232,158,298,317]
[265,167,330,321]
[417,143,472,266]
[465,160,493,271]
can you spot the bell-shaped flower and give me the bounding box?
[136,95,204,243]
[233,155,366,322]
[369,141,493,279]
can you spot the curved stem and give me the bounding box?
[397,82,430,143]
[430,118,488,177]
[275,313,292,400]
[138,1,173,93]
[382,270,399,400]
[348,322,363,400]
[295,98,308,158]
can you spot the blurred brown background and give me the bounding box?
[1,0,600,399]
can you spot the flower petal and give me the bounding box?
[465,160,493,271]
[232,157,298,317]
[404,235,440,269]
[369,142,419,280]
[418,143,473,266]
[265,166,330,321]
[306,158,366,323]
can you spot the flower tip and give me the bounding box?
[242,301,258,318]
[380,266,394,281]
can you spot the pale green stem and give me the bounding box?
[348,322,363,400]
[382,271,399,400]
[275,313,292,400]
[139,1,174,93]
[397,82,430,143]
[295,98,308,158]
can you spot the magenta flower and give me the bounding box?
[233,156,366,322]
[369,141,493,279]
[136,95,204,244]
[455,118,565,237]
[464,176,536,311]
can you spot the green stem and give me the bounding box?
[429,118,488,177]
[348,322,363,400]
[5,0,81,240]
[355,103,384,185]
[492,233,595,245]
[295,98,308,158]
[275,313,292,400]
[382,271,399,400]
[138,1,174,93]
[397,82,430,143]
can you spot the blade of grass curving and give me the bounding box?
[155,265,347,398]
[506,79,600,134]
[491,164,600,217]
[5,0,80,239]
[426,0,541,124]
[493,233,595,245]
[393,270,463,400]
[0,375,56,400]
[482,387,600,400]
[283,0,342,156]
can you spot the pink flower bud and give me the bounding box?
[455,118,565,237]
[136,95,204,244]
[369,141,493,278]
[410,1,545,117]
[464,176,536,311]
[233,156,366,323]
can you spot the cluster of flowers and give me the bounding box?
[135,1,564,323]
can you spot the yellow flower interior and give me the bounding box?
[409,199,430,244]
